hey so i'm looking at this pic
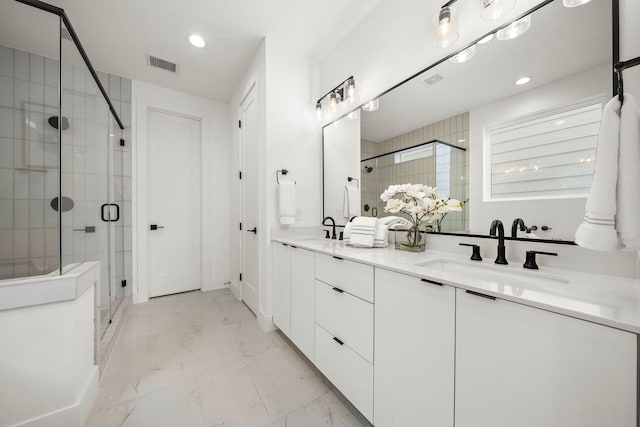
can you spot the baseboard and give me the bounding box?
[13,365,98,427]
[202,279,229,292]
[257,310,277,333]
[229,280,241,300]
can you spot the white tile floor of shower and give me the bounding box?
[86,288,368,427]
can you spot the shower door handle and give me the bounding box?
[101,204,120,222]
[247,227,257,234]
[150,224,165,231]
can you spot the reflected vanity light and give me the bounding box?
[450,44,477,63]
[347,110,360,120]
[481,0,517,20]
[563,0,593,7]
[477,33,495,45]
[515,76,532,85]
[362,99,380,112]
[433,5,459,49]
[497,15,531,40]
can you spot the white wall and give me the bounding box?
[468,65,610,241]
[132,81,230,303]
[620,0,640,99]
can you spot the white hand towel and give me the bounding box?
[617,94,640,250]
[575,97,623,251]
[373,222,389,248]
[343,185,361,218]
[349,216,377,248]
[343,222,352,244]
[278,181,296,225]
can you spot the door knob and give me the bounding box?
[150,224,165,231]
[248,227,257,234]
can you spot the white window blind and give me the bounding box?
[486,102,601,200]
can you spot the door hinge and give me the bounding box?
[239,222,242,230]
[240,273,243,281]
[238,120,242,129]
[119,138,125,147]
[121,279,127,288]
[239,171,242,179]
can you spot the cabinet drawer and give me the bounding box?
[315,324,374,422]
[315,280,373,363]
[314,253,374,303]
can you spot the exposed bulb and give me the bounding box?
[316,101,322,121]
[329,92,339,112]
[481,0,517,21]
[497,15,531,40]
[347,78,356,103]
[433,6,458,49]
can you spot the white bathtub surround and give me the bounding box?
[0,262,100,427]
[86,289,366,427]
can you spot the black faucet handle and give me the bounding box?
[523,250,558,270]
[459,243,482,261]
[324,229,330,239]
[339,231,344,241]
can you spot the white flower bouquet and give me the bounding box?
[380,183,463,250]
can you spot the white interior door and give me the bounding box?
[240,87,259,314]
[147,109,201,297]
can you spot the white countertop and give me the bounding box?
[273,237,640,335]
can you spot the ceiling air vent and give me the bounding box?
[146,54,178,74]
[60,27,73,42]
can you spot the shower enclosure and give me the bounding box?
[0,0,132,336]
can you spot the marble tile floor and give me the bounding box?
[86,288,369,427]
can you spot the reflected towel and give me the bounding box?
[378,215,412,229]
[278,181,296,225]
[343,185,360,218]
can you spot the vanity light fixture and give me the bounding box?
[362,99,380,112]
[481,0,517,21]
[563,0,593,7]
[477,33,494,45]
[433,2,459,49]
[497,15,531,40]
[315,76,355,120]
[188,34,206,48]
[515,76,532,85]
[450,44,477,63]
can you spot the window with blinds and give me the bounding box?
[485,102,602,200]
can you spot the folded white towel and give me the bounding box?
[343,222,352,243]
[378,215,412,229]
[278,181,296,225]
[373,222,388,248]
[617,94,640,250]
[343,185,361,218]
[575,97,623,251]
[349,216,377,248]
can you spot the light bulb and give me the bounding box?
[329,92,338,111]
[477,33,494,45]
[563,0,593,6]
[497,15,531,40]
[449,45,477,64]
[481,0,517,21]
[347,78,356,103]
[188,34,206,48]
[433,6,458,49]
[362,99,379,112]
[316,101,322,121]
[515,76,532,85]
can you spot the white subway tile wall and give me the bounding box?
[360,113,469,232]
[0,45,132,300]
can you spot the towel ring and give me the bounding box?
[276,169,295,184]
[347,176,359,188]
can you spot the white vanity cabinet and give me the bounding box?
[272,242,291,337]
[455,288,638,427]
[271,243,315,361]
[374,268,456,427]
[314,253,375,422]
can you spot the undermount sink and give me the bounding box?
[415,258,570,288]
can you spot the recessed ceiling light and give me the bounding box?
[188,34,206,48]
[515,76,533,85]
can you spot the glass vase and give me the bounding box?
[394,224,426,252]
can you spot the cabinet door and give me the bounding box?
[456,288,637,427]
[291,247,315,362]
[272,242,291,337]
[374,268,455,427]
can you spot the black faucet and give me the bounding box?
[322,216,337,239]
[489,219,508,265]
[511,218,526,238]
